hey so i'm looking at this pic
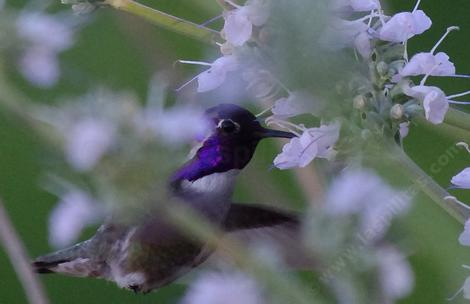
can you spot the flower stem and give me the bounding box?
[413,115,470,145]
[390,144,470,224]
[0,198,49,304]
[104,0,219,43]
[445,107,470,134]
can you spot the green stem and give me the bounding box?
[104,0,219,43]
[445,107,470,135]
[390,143,470,224]
[414,116,470,144]
[0,198,49,304]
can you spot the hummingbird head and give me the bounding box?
[171,103,295,183]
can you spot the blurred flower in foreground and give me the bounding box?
[377,246,414,300]
[325,169,411,240]
[66,118,116,171]
[49,190,102,248]
[141,105,210,145]
[181,271,265,304]
[16,11,75,87]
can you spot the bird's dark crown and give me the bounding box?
[171,104,294,184]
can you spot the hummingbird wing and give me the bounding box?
[216,203,315,269]
[222,203,298,231]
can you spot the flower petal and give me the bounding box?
[223,10,253,46]
[422,89,449,124]
[452,168,470,190]
[66,119,116,171]
[181,271,265,304]
[197,56,238,93]
[377,246,414,300]
[379,10,431,42]
[49,191,101,248]
[400,52,455,76]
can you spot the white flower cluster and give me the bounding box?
[323,0,470,136]
[270,0,468,165]
[181,271,265,304]
[16,11,75,87]
[37,90,209,172]
[305,168,414,301]
[178,0,470,171]
[325,169,411,241]
[180,0,343,170]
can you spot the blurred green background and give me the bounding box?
[1,0,470,303]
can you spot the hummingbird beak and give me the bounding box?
[256,127,296,139]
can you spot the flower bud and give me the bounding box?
[390,104,404,120]
[353,95,367,110]
[404,103,423,117]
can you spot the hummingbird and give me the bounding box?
[32,103,297,293]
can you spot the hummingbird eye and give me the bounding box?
[217,119,240,134]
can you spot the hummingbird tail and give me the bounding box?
[32,241,96,276]
[33,259,69,274]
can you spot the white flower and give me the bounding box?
[377,246,414,300]
[400,52,455,77]
[459,218,470,246]
[18,46,60,88]
[223,0,270,46]
[273,122,340,169]
[49,190,102,248]
[399,122,410,139]
[379,10,431,43]
[17,12,74,51]
[273,136,313,169]
[181,271,265,304]
[271,92,313,118]
[325,169,411,240]
[16,12,74,87]
[332,0,379,12]
[405,85,449,124]
[320,18,369,51]
[452,168,470,190]
[143,106,210,145]
[181,56,238,93]
[66,119,116,171]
